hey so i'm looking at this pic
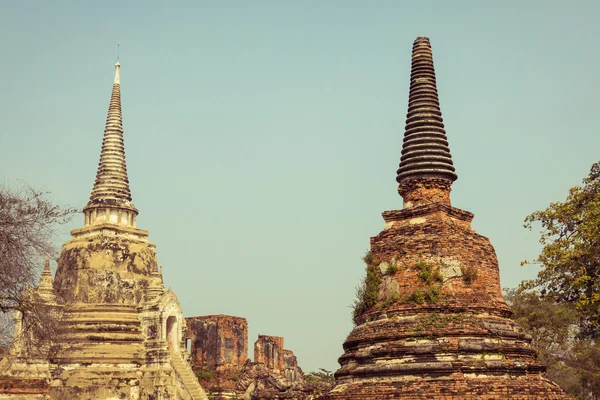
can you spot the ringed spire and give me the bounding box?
[396,36,457,184]
[82,60,138,228]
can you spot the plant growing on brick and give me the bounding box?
[196,368,216,382]
[413,261,443,284]
[379,294,400,310]
[386,260,399,275]
[352,252,382,324]
[362,251,377,266]
[461,266,478,284]
[426,285,442,303]
[410,288,425,304]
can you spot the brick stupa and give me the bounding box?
[325,37,570,399]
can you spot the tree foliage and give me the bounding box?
[524,161,600,338]
[305,368,334,384]
[0,183,76,352]
[505,288,600,399]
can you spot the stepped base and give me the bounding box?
[325,375,570,399]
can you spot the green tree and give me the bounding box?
[524,161,600,338]
[505,288,600,399]
[305,368,334,384]
[304,368,335,398]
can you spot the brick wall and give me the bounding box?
[184,314,248,373]
[253,335,284,372]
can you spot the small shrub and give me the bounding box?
[196,368,216,382]
[226,370,240,382]
[426,285,442,303]
[413,260,444,284]
[352,252,383,324]
[413,261,432,271]
[379,294,400,310]
[362,251,378,266]
[410,289,425,304]
[461,266,478,284]
[387,260,399,275]
[305,368,335,384]
[413,261,436,283]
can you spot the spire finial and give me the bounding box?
[396,37,457,207]
[83,60,137,228]
[114,56,120,85]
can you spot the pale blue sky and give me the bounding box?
[1,1,599,372]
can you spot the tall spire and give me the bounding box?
[396,37,457,207]
[82,61,138,228]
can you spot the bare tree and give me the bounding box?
[0,182,76,357]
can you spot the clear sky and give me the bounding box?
[1,1,599,373]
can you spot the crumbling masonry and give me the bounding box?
[324,36,571,399]
[184,317,306,399]
[0,37,575,400]
[0,62,208,400]
[185,315,249,374]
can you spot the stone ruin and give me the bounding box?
[0,62,208,399]
[183,316,308,399]
[0,37,575,400]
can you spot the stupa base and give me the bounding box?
[324,374,571,399]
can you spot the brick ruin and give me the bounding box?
[0,38,577,400]
[186,315,249,373]
[0,58,311,400]
[184,316,307,399]
[323,36,571,399]
[254,335,285,372]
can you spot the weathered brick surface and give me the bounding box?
[254,335,284,372]
[325,187,572,399]
[326,376,569,399]
[325,35,571,399]
[185,314,248,373]
[398,178,452,208]
[184,319,311,399]
[0,379,48,395]
[236,356,311,400]
[283,349,305,384]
